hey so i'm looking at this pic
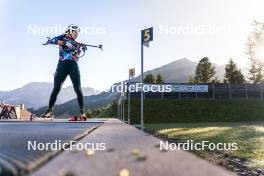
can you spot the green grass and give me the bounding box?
[115,99,264,123]
[96,103,117,118]
[102,99,264,169]
[146,122,264,169]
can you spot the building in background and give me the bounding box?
[0,102,32,120]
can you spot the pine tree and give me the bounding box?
[224,58,245,84]
[156,74,164,84]
[144,73,155,83]
[194,57,216,83]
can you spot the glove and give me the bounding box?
[42,37,51,45]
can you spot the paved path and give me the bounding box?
[0,120,103,176]
[33,119,234,176]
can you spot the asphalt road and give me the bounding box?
[0,121,102,176]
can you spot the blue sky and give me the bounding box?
[1,0,264,91]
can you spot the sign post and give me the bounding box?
[121,92,125,121]
[140,27,153,131]
[128,68,135,124]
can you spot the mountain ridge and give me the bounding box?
[0,82,100,109]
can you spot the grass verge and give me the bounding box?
[145,122,264,169]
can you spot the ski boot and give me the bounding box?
[79,113,87,121]
[41,108,54,118]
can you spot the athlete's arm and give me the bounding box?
[56,40,65,46]
[50,35,66,46]
[50,35,76,50]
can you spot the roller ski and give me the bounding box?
[69,113,87,122]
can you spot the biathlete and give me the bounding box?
[41,24,87,121]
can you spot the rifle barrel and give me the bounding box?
[84,44,98,48]
[80,44,103,51]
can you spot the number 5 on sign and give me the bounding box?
[141,27,153,47]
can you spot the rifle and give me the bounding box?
[42,37,103,59]
[75,43,103,58]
